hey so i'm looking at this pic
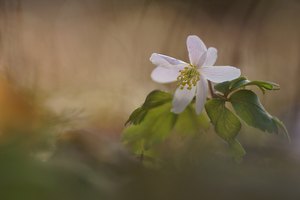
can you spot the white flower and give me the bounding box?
[150,35,241,114]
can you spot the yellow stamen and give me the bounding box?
[177,64,200,90]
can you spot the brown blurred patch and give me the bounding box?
[0,75,36,131]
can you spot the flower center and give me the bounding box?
[177,64,200,90]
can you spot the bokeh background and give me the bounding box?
[0,0,299,199]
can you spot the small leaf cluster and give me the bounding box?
[123,77,289,161]
[123,90,209,158]
[205,77,289,160]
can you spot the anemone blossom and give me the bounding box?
[150,35,241,114]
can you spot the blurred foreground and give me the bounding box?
[0,77,299,200]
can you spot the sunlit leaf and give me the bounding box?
[125,107,148,126]
[125,90,172,125]
[142,90,172,109]
[123,90,210,155]
[173,105,210,136]
[123,102,177,154]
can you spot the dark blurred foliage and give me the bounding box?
[1,126,300,200]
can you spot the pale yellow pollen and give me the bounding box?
[177,64,200,90]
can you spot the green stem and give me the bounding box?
[208,80,217,98]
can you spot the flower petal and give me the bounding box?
[171,86,196,114]
[151,67,179,83]
[197,51,207,67]
[203,47,217,66]
[150,53,186,69]
[195,76,208,114]
[201,66,241,83]
[186,35,207,66]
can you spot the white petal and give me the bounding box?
[171,86,196,114]
[201,66,241,83]
[150,53,186,69]
[186,35,207,66]
[203,47,217,66]
[197,51,207,67]
[195,76,208,114]
[151,67,179,83]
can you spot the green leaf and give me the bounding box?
[229,90,289,138]
[214,77,247,95]
[125,107,148,126]
[214,77,280,95]
[272,117,290,141]
[123,90,211,155]
[228,139,246,162]
[122,102,177,154]
[173,105,210,136]
[232,80,280,94]
[142,90,172,109]
[243,80,279,90]
[125,90,172,125]
[205,99,241,141]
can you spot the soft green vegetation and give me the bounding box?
[123,77,289,161]
[1,130,300,200]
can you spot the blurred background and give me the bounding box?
[0,0,299,199]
